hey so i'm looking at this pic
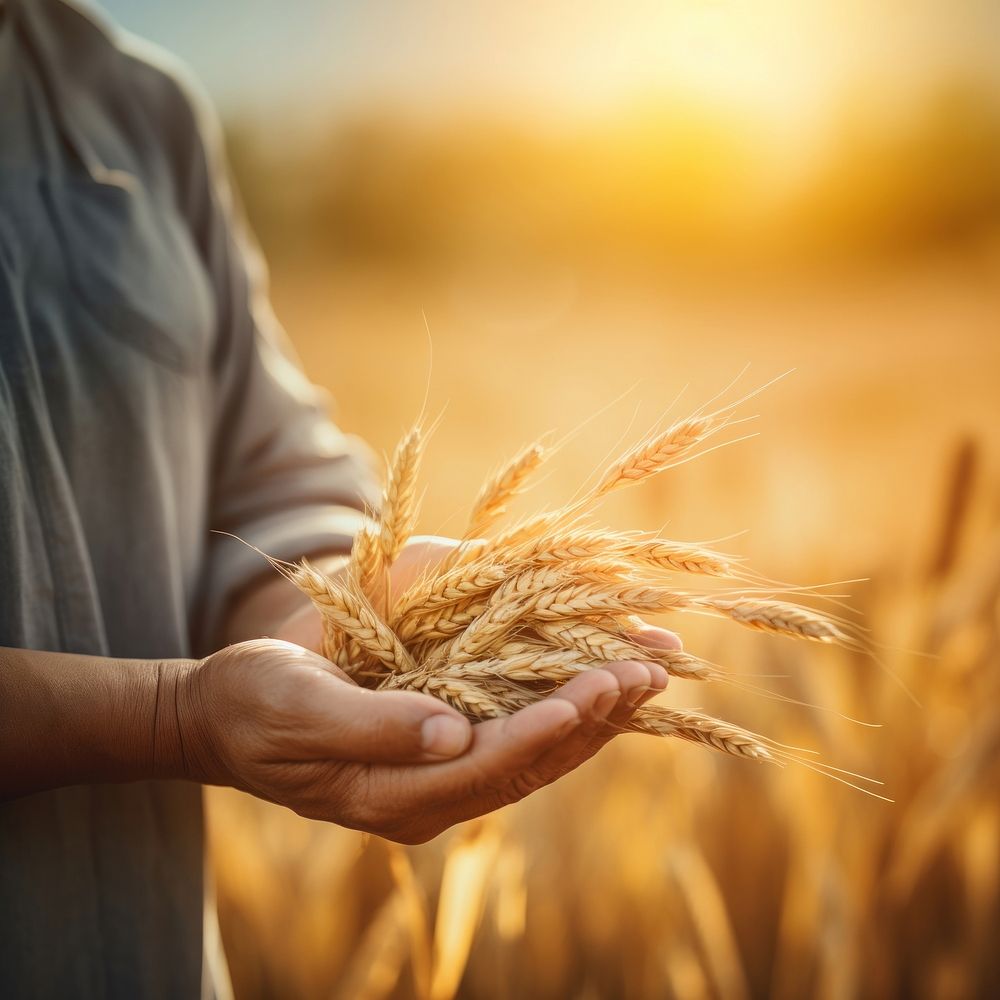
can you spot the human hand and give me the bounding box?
[169,634,673,843]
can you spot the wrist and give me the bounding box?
[152,657,211,783]
[0,647,201,798]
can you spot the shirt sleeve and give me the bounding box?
[151,59,380,651]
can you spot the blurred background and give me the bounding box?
[102,1,1000,997]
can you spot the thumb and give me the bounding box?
[309,680,473,763]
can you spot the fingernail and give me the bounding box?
[626,685,652,707]
[647,662,669,689]
[555,713,582,739]
[421,715,469,757]
[594,689,621,719]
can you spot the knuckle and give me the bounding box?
[615,660,652,688]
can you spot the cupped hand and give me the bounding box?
[206,533,681,843]
[174,634,672,844]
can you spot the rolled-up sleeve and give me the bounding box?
[161,66,379,649]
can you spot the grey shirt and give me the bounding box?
[0,0,376,995]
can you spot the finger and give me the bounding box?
[602,659,661,727]
[526,660,647,777]
[398,667,621,806]
[634,654,669,707]
[383,667,627,836]
[398,664,648,829]
[626,622,683,653]
[306,680,473,763]
[525,655,673,786]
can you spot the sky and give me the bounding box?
[94,0,1000,137]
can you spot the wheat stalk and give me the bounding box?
[380,425,425,566]
[533,622,720,681]
[693,596,846,643]
[593,413,723,498]
[513,528,735,577]
[467,442,545,538]
[293,560,416,675]
[628,706,773,761]
[278,388,866,780]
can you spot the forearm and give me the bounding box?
[0,646,194,800]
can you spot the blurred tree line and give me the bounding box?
[226,75,1000,273]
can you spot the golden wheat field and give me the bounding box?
[91,1,1000,994]
[203,244,1000,1000]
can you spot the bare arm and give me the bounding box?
[1,538,675,840]
[0,646,190,799]
[0,549,345,800]
[0,637,665,843]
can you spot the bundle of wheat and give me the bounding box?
[269,391,874,787]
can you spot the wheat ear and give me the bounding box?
[593,413,724,498]
[629,706,773,761]
[466,442,545,538]
[692,596,848,643]
[380,425,425,566]
[533,622,719,681]
[292,560,415,675]
[380,670,534,719]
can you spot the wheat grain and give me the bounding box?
[629,706,773,761]
[480,527,733,578]
[392,564,511,644]
[467,442,545,538]
[440,580,692,665]
[534,622,719,681]
[693,596,847,643]
[293,560,416,674]
[593,413,724,498]
[381,669,533,719]
[388,662,772,764]
[437,646,598,684]
[438,509,582,575]
[348,522,384,603]
[278,391,859,783]
[380,425,424,566]
[326,524,385,670]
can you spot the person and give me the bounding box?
[0,1,680,996]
